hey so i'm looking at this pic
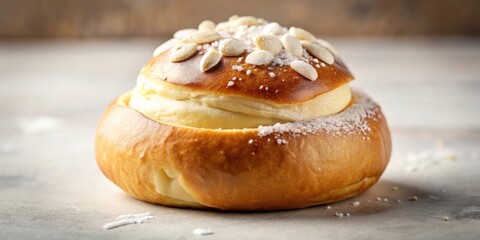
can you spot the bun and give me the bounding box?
[95,16,391,211]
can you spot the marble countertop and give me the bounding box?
[0,38,479,239]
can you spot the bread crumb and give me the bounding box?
[346,213,350,217]
[392,186,398,191]
[335,212,344,217]
[397,199,402,203]
[326,206,331,210]
[443,216,450,221]
[383,198,389,202]
[103,213,154,230]
[193,228,213,236]
[409,196,418,201]
[351,201,360,206]
[376,197,382,201]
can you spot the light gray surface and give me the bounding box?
[0,38,479,239]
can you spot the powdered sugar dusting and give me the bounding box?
[257,90,378,137]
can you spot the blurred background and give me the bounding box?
[1,0,479,39]
[1,1,480,239]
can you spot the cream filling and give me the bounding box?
[128,75,352,129]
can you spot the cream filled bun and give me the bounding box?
[95,16,391,211]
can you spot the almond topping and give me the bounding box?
[301,41,335,65]
[168,43,198,62]
[254,34,283,56]
[228,15,239,21]
[317,38,339,55]
[219,39,246,57]
[153,38,179,57]
[245,50,274,65]
[173,28,198,39]
[230,16,260,26]
[280,34,303,57]
[198,20,216,31]
[182,30,222,44]
[200,49,222,72]
[263,22,287,35]
[289,27,317,42]
[290,60,318,81]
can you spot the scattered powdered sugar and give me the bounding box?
[15,115,63,135]
[232,65,244,71]
[402,141,456,172]
[103,213,154,230]
[270,49,315,67]
[257,91,378,137]
[268,72,276,78]
[227,81,235,87]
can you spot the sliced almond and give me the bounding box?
[228,15,239,21]
[200,49,222,72]
[289,27,316,42]
[198,20,216,31]
[169,43,198,62]
[230,16,260,27]
[301,41,334,65]
[182,30,222,44]
[173,28,198,39]
[263,22,287,35]
[219,39,246,57]
[153,38,179,57]
[317,38,338,55]
[214,22,230,32]
[245,50,274,65]
[290,60,318,81]
[280,34,303,57]
[254,34,283,56]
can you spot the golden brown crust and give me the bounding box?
[95,94,391,211]
[140,51,354,104]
